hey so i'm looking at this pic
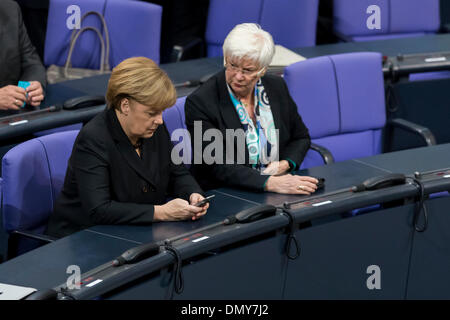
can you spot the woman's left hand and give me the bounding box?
[189,193,209,220]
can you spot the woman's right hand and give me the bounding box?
[265,174,318,195]
[154,198,205,221]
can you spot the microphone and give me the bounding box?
[173,79,201,88]
[164,204,276,245]
[351,184,366,193]
[173,73,214,89]
[0,104,62,124]
[352,173,406,193]
[230,204,277,224]
[199,73,214,84]
[112,242,160,267]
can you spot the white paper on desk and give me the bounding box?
[269,45,306,67]
[0,283,37,300]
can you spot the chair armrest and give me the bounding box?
[310,143,335,165]
[387,118,437,146]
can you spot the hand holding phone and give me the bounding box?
[195,195,215,207]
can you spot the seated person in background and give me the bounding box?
[0,0,46,110]
[46,57,208,238]
[185,23,318,195]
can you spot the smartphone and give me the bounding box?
[316,177,325,190]
[18,81,30,108]
[194,195,215,207]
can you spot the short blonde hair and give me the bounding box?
[106,57,176,111]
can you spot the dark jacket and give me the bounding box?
[46,108,203,238]
[0,0,46,89]
[185,70,311,191]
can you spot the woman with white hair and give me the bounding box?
[185,23,318,194]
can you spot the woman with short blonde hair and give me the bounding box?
[106,57,176,111]
[47,57,208,238]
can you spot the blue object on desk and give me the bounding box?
[18,81,30,108]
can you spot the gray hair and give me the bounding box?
[222,23,275,69]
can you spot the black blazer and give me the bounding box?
[0,0,46,89]
[185,70,311,191]
[46,108,203,238]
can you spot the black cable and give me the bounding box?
[408,177,428,232]
[164,245,184,297]
[386,82,399,113]
[282,212,300,260]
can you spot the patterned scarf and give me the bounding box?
[227,79,279,170]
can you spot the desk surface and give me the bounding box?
[295,34,450,58]
[0,144,449,292]
[218,143,450,205]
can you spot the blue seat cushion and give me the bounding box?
[301,129,382,169]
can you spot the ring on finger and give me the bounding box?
[297,185,305,191]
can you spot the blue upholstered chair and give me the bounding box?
[1,130,79,259]
[45,0,162,68]
[205,0,319,57]
[332,0,449,81]
[163,97,192,168]
[41,0,162,137]
[283,52,436,169]
[205,0,260,57]
[44,0,107,69]
[104,0,162,66]
[333,0,440,42]
[259,0,318,49]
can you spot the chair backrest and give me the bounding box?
[284,52,386,169]
[163,97,192,168]
[205,0,318,57]
[1,130,79,234]
[45,0,106,68]
[205,0,260,57]
[44,0,161,68]
[333,0,440,41]
[259,0,318,49]
[104,0,162,66]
